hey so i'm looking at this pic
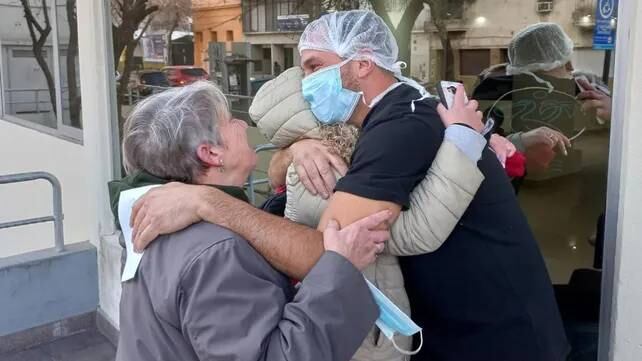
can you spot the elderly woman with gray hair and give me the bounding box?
[108,81,392,361]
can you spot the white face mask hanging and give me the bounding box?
[366,279,423,356]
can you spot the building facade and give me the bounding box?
[412,0,611,90]
[1,1,642,360]
[192,0,244,69]
[240,0,326,76]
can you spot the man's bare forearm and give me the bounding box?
[197,186,323,279]
[267,149,292,189]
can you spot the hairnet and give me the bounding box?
[506,23,574,75]
[298,10,404,76]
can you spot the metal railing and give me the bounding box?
[245,143,279,206]
[0,172,64,253]
[4,87,74,113]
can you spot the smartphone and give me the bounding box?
[437,81,468,109]
[575,75,611,96]
[574,75,591,92]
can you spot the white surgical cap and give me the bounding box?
[506,23,574,75]
[298,10,404,76]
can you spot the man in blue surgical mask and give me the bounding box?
[130,10,568,361]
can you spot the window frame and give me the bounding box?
[597,0,632,359]
[0,2,82,144]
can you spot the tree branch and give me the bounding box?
[134,14,155,42]
[41,0,51,30]
[399,0,425,33]
[20,0,45,33]
[369,0,394,30]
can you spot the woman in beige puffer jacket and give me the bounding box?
[250,67,484,361]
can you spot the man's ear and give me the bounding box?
[565,61,574,72]
[196,143,224,170]
[356,59,376,78]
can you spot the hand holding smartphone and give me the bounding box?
[437,81,469,109]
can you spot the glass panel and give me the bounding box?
[0,0,58,129]
[415,2,614,359]
[56,0,82,129]
[460,49,490,76]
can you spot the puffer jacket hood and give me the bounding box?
[249,67,320,147]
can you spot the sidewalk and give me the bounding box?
[1,330,115,361]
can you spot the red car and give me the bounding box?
[162,66,209,87]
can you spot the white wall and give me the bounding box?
[76,0,121,329]
[609,0,642,359]
[0,121,89,257]
[0,1,71,45]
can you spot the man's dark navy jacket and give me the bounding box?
[335,84,569,361]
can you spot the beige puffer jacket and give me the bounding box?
[250,67,485,361]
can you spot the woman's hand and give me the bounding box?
[131,182,205,252]
[436,84,484,133]
[289,139,348,199]
[323,210,392,270]
[489,134,517,166]
[577,77,612,122]
[521,127,571,156]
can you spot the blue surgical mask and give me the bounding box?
[366,279,423,356]
[301,59,361,125]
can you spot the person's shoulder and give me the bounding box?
[362,86,442,142]
[141,222,244,277]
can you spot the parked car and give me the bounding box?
[162,66,209,87]
[129,70,170,96]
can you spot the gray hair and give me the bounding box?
[122,81,230,183]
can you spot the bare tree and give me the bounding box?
[370,0,424,77]
[151,0,191,65]
[65,0,81,127]
[19,0,57,116]
[424,0,473,80]
[323,0,474,80]
[111,0,159,129]
[321,0,423,77]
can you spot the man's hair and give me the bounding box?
[122,81,229,183]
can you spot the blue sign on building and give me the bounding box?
[593,0,618,50]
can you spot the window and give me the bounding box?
[500,48,509,63]
[0,0,82,141]
[283,47,294,69]
[423,2,619,357]
[226,30,234,42]
[56,0,82,130]
[210,31,218,43]
[459,49,490,76]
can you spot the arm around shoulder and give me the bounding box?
[388,139,484,256]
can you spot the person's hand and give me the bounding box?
[577,78,612,122]
[489,134,517,166]
[437,84,484,132]
[521,127,571,156]
[130,182,205,252]
[289,139,349,199]
[323,210,392,270]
